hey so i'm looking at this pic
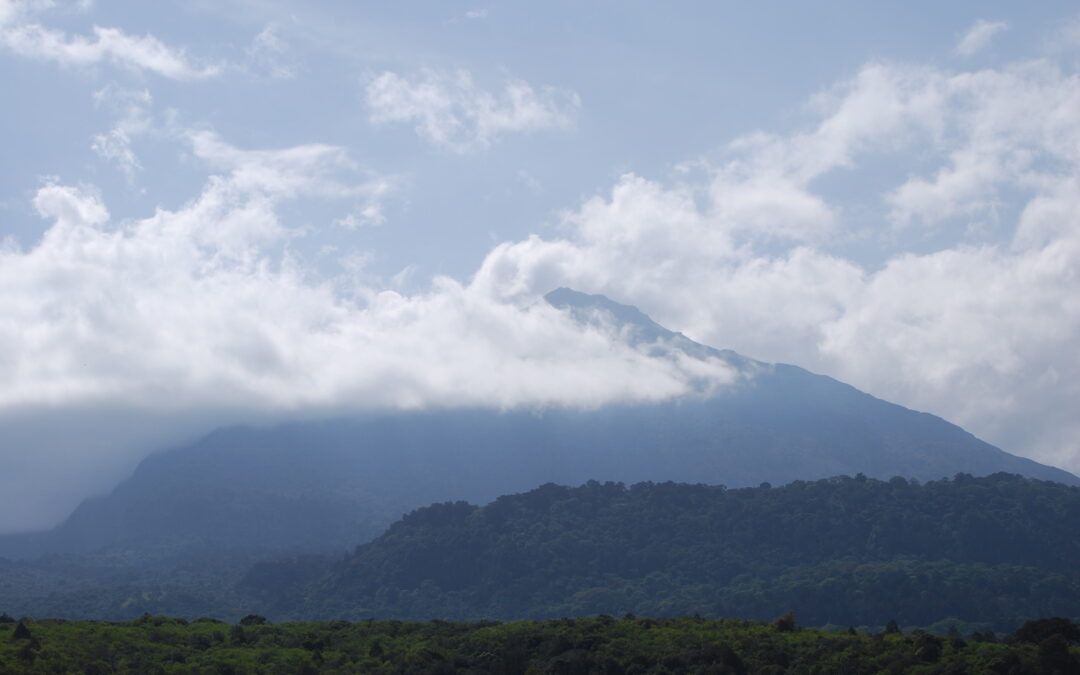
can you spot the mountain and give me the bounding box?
[285,474,1080,630]
[544,287,745,363]
[1,289,1075,560]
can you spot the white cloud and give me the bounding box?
[0,0,53,26]
[695,63,951,242]
[365,68,580,152]
[886,61,1080,228]
[90,86,152,182]
[0,128,740,529]
[32,179,108,227]
[334,178,394,229]
[464,9,488,20]
[465,57,1080,476]
[0,175,734,413]
[0,2,219,79]
[0,133,739,528]
[187,130,394,206]
[956,19,1009,57]
[245,23,295,80]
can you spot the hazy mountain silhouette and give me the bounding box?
[1,288,1075,559]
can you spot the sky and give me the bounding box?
[2,0,1080,532]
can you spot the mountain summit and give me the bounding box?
[545,287,675,340]
[1,289,1075,560]
[544,287,745,365]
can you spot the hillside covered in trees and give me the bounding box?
[239,473,1080,631]
[4,473,1079,632]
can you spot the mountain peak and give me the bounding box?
[544,287,747,366]
[544,288,673,340]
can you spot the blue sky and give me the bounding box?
[2,0,1080,531]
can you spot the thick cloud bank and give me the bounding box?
[0,136,733,530]
[1,181,732,414]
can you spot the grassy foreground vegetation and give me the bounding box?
[1,613,1078,674]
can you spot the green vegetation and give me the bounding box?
[1,614,1078,674]
[288,473,1080,630]
[3,473,1079,632]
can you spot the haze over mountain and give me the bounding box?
[1,290,1073,561]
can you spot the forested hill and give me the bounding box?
[276,473,1080,630]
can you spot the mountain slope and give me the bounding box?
[1,289,1075,560]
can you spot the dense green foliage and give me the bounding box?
[1,614,1078,674]
[281,474,1080,629]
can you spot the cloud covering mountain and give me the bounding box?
[2,2,1080,530]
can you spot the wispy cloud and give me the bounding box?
[187,129,396,231]
[955,19,1009,56]
[245,23,296,80]
[90,86,152,182]
[0,1,219,79]
[365,68,580,152]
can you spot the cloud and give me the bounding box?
[190,130,359,199]
[466,57,1080,476]
[693,63,951,242]
[365,68,580,152]
[886,61,1080,228]
[955,19,1009,57]
[0,0,53,26]
[245,23,295,80]
[185,130,399,230]
[0,173,733,413]
[90,86,152,182]
[5,35,1080,531]
[32,179,108,227]
[333,177,395,228]
[0,1,219,79]
[0,136,731,529]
